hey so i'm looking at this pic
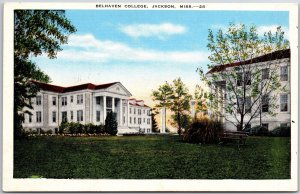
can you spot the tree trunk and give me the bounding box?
[177,111,181,135]
[239,114,244,131]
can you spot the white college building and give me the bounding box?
[206,49,291,131]
[22,81,152,134]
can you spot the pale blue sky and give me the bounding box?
[33,10,289,105]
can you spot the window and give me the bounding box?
[96,111,101,122]
[96,97,101,105]
[262,123,269,130]
[29,114,32,123]
[147,118,150,124]
[129,108,132,114]
[77,95,83,104]
[36,96,41,105]
[236,73,243,86]
[77,110,83,122]
[134,117,136,124]
[237,97,243,114]
[52,97,56,106]
[130,117,132,124]
[138,118,141,124]
[280,123,288,127]
[143,118,145,123]
[52,111,56,122]
[237,72,251,86]
[134,108,136,114]
[245,71,251,85]
[70,96,73,103]
[280,94,288,112]
[70,111,73,121]
[143,110,145,114]
[62,97,67,106]
[262,95,269,112]
[106,98,112,108]
[280,66,288,81]
[262,68,269,79]
[62,111,67,122]
[138,109,141,115]
[147,110,150,116]
[36,111,41,123]
[245,96,251,113]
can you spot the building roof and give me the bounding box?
[32,81,119,93]
[207,49,290,74]
[129,102,150,108]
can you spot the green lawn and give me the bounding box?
[14,135,290,179]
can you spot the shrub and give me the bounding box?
[45,129,53,135]
[58,122,107,135]
[123,133,145,136]
[95,124,105,134]
[183,117,223,144]
[269,126,291,137]
[105,111,118,135]
[59,121,68,134]
[84,123,94,134]
[245,125,268,136]
[68,122,84,134]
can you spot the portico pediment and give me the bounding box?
[106,83,132,97]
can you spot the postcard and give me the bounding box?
[2,2,298,192]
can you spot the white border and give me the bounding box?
[2,2,298,192]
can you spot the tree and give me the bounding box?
[105,112,118,135]
[193,84,208,118]
[152,78,192,135]
[168,78,192,134]
[14,10,76,138]
[170,114,191,132]
[152,81,173,133]
[150,108,159,133]
[199,23,289,131]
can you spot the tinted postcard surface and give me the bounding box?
[3,2,298,192]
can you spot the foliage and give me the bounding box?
[14,10,76,139]
[59,121,69,134]
[105,112,118,136]
[269,126,291,137]
[45,129,53,135]
[194,85,208,116]
[198,23,289,131]
[151,108,160,133]
[58,122,105,135]
[14,135,290,179]
[183,117,224,144]
[152,78,192,135]
[68,122,84,134]
[170,114,191,132]
[244,125,269,136]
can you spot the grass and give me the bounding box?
[14,135,290,179]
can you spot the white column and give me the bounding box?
[119,99,123,126]
[103,95,106,124]
[161,107,166,133]
[112,97,115,113]
[127,100,130,127]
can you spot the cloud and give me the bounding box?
[59,34,208,64]
[120,23,187,39]
[257,25,289,39]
